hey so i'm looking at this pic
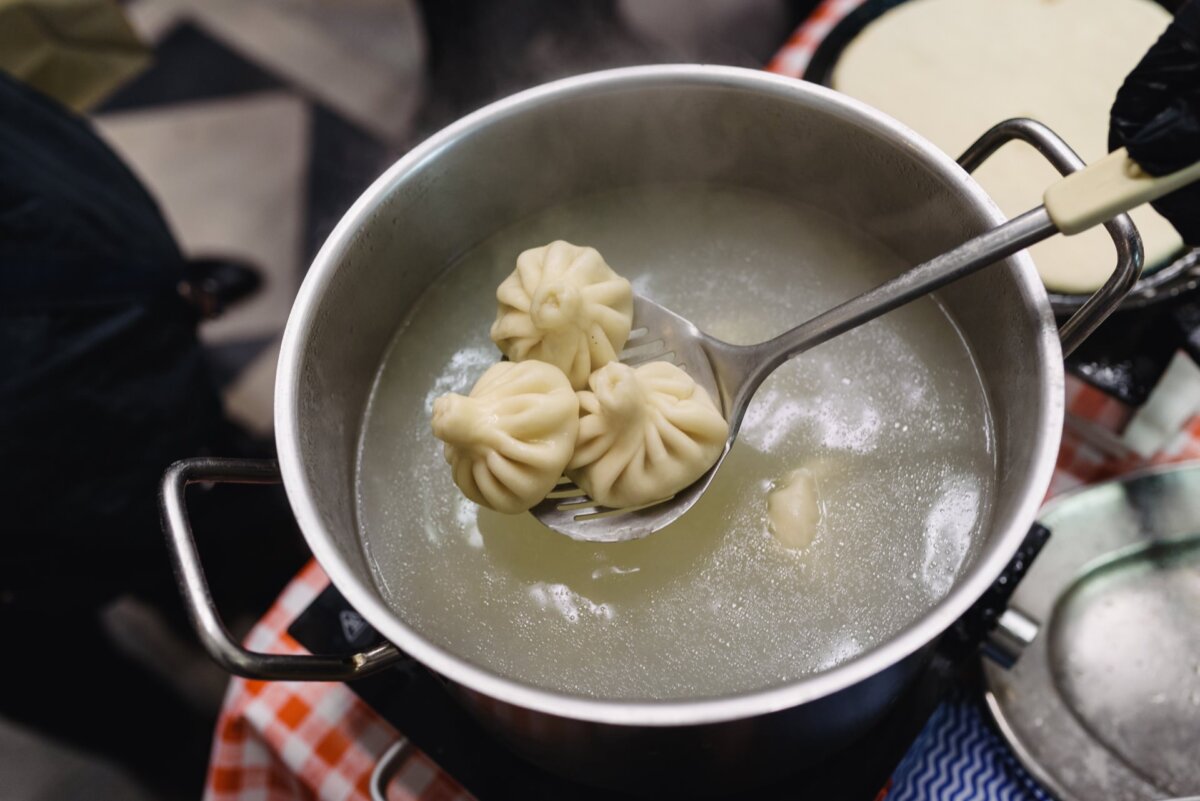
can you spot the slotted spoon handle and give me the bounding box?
[729,207,1058,415]
[733,147,1200,413]
[1045,147,1200,235]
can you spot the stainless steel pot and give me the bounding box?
[161,66,1140,794]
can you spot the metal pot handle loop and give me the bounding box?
[369,739,413,801]
[160,457,406,681]
[957,118,1144,356]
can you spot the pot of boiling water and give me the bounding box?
[161,66,1139,794]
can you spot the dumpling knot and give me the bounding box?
[530,281,582,331]
[490,241,633,390]
[590,360,644,420]
[430,393,479,448]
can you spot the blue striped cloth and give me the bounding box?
[888,701,1054,801]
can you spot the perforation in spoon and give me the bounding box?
[574,496,674,521]
[619,339,666,362]
[545,486,586,500]
[557,498,600,512]
[632,350,678,367]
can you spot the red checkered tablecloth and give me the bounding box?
[1053,374,1200,493]
[204,561,472,801]
[766,0,867,78]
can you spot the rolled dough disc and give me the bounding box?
[832,0,1181,294]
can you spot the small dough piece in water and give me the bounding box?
[431,360,578,514]
[491,240,634,390]
[768,468,822,550]
[568,361,728,508]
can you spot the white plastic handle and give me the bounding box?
[1045,147,1200,236]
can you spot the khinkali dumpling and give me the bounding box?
[432,360,578,514]
[490,241,633,390]
[567,361,728,509]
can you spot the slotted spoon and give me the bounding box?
[532,148,1200,542]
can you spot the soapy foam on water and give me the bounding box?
[355,185,995,700]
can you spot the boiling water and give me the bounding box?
[356,185,995,700]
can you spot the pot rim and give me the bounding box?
[276,64,1065,727]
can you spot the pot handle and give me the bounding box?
[159,457,406,680]
[369,738,413,801]
[957,118,1144,356]
[944,522,1051,668]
